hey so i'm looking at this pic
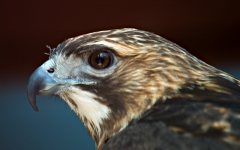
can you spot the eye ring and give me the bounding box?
[89,51,113,69]
[47,68,54,73]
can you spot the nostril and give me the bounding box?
[47,68,54,73]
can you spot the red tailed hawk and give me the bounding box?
[27,28,240,150]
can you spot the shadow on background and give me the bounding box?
[0,1,239,150]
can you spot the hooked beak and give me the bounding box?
[27,66,58,112]
[27,62,97,112]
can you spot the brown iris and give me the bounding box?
[89,51,113,69]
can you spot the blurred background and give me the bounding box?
[0,1,239,150]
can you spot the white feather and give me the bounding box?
[60,87,110,136]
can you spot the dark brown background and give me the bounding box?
[0,1,239,150]
[1,1,240,79]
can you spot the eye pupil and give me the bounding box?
[96,53,104,65]
[90,51,112,69]
[47,68,54,73]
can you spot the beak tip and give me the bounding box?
[29,99,39,112]
[31,103,39,112]
[27,92,39,112]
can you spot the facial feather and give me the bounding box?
[59,87,110,137]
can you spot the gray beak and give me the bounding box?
[27,67,58,111]
[27,61,97,112]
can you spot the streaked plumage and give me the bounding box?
[27,28,240,150]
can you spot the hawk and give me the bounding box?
[27,28,240,150]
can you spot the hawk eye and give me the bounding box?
[89,51,113,69]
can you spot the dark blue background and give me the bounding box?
[1,67,239,150]
[1,80,95,150]
[0,1,239,149]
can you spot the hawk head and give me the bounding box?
[27,28,238,149]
